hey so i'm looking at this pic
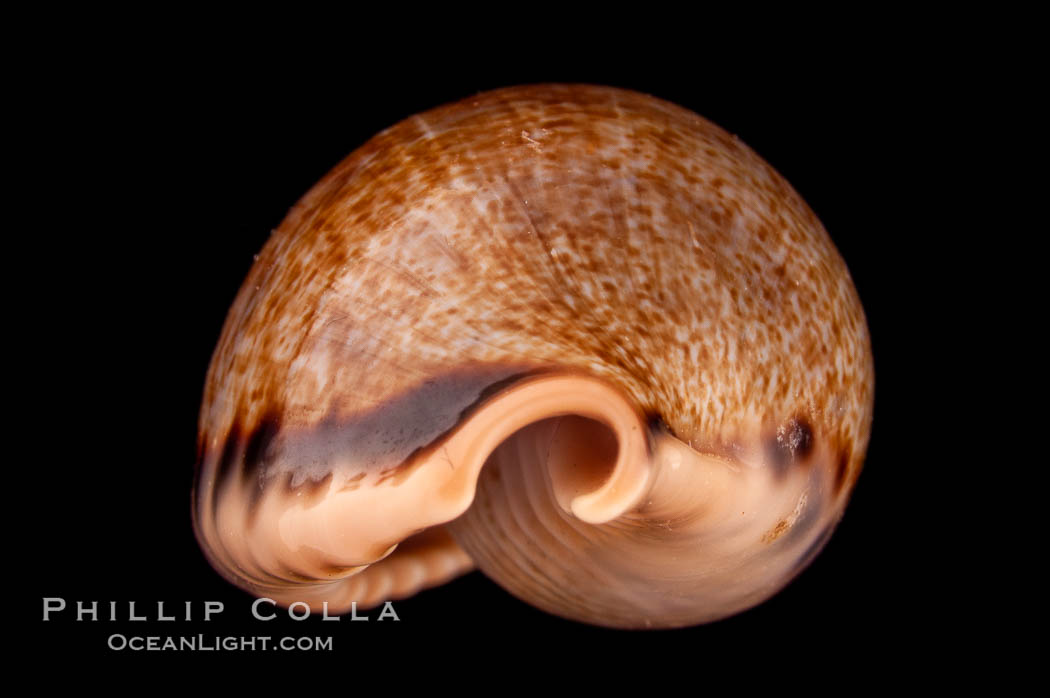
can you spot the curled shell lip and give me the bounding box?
[194,372,647,590]
[195,367,847,626]
[191,83,874,629]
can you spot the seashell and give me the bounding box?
[191,83,874,629]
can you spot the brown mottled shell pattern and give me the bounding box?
[192,84,874,629]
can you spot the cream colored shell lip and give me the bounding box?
[191,83,874,629]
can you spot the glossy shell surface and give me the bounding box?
[192,84,874,628]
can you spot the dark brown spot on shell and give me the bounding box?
[215,423,243,485]
[241,412,283,516]
[762,519,790,543]
[211,424,245,521]
[340,472,367,492]
[244,412,282,482]
[287,471,334,508]
[767,416,814,476]
[645,411,668,432]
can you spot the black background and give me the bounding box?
[22,28,979,673]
